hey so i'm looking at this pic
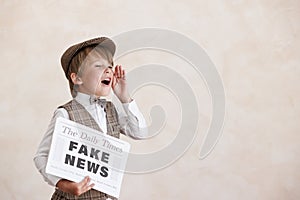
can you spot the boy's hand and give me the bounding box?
[112,65,132,103]
[56,176,94,196]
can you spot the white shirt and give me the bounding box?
[34,92,147,186]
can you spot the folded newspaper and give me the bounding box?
[46,117,130,198]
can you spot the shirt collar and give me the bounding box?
[75,92,106,106]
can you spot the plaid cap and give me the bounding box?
[61,37,116,78]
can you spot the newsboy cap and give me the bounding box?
[61,37,116,78]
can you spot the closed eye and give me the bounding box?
[95,65,105,68]
[95,65,113,69]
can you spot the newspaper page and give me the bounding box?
[46,117,130,198]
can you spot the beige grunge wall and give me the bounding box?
[1,0,299,199]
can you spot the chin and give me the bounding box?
[96,90,111,97]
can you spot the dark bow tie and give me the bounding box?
[89,96,107,108]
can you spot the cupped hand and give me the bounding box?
[112,65,132,103]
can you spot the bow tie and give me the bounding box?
[89,96,107,108]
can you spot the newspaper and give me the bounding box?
[46,117,130,198]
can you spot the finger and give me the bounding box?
[115,65,120,77]
[71,177,89,196]
[113,65,117,76]
[80,176,93,188]
[82,180,94,193]
[121,68,125,79]
[84,182,95,191]
[78,176,90,187]
[118,65,122,78]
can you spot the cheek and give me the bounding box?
[85,71,102,83]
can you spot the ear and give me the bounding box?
[70,73,83,85]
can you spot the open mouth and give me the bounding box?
[101,78,111,86]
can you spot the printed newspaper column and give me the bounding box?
[46,117,131,198]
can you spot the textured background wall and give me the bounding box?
[0,0,299,199]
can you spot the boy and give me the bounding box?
[34,37,147,200]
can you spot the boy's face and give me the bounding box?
[76,53,113,97]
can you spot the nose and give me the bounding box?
[104,67,113,74]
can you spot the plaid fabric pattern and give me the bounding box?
[51,99,120,200]
[51,188,116,200]
[104,101,121,139]
[59,100,120,138]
